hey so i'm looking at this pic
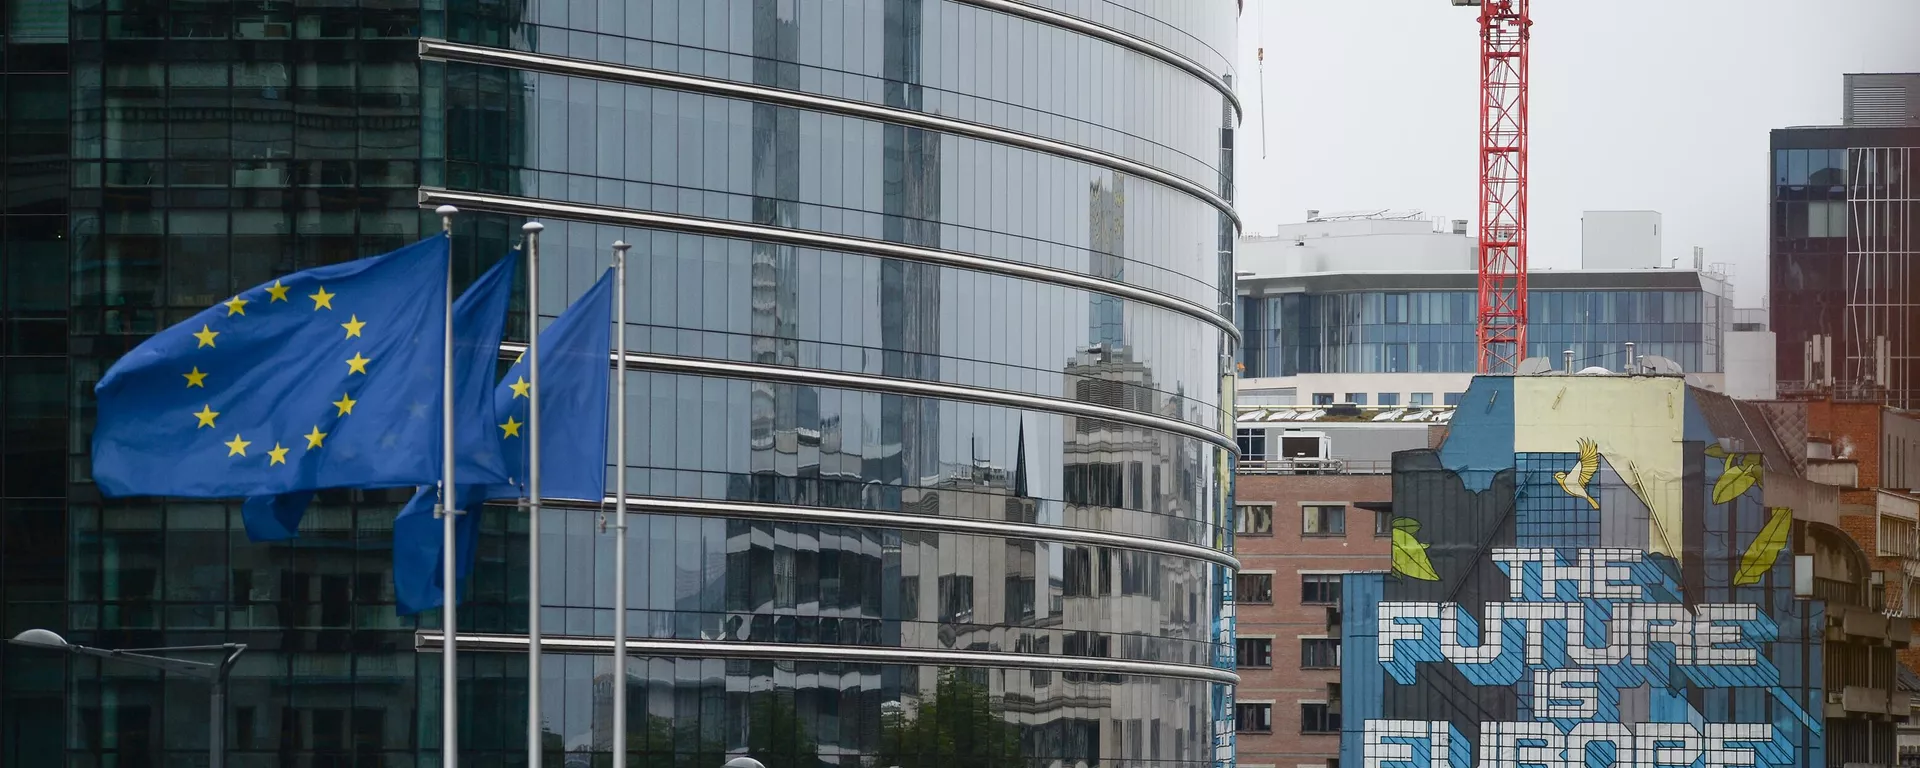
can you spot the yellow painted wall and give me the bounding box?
[1512,377,1689,560]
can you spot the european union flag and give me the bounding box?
[393,266,616,615]
[239,250,521,541]
[93,234,506,498]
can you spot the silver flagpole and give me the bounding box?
[610,240,631,768]
[521,220,545,768]
[434,204,460,768]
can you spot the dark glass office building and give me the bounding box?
[0,1,1242,765]
[1769,73,1920,406]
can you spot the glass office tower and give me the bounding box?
[0,1,1242,765]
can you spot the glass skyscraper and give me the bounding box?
[0,1,1242,766]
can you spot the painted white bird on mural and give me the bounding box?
[1554,438,1601,509]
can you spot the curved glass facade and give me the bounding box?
[9,1,1239,766]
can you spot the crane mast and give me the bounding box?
[1467,0,1531,373]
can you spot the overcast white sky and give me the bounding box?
[1233,0,1920,306]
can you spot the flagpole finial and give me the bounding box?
[436,205,458,234]
[612,240,630,251]
[522,221,545,234]
[434,205,459,216]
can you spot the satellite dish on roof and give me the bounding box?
[1515,357,1555,375]
[1640,355,1685,375]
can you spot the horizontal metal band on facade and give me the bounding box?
[415,38,1241,230]
[949,0,1242,120]
[417,632,1240,686]
[533,493,1240,571]
[421,186,1240,341]
[496,341,1237,452]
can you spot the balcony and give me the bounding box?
[1237,458,1392,475]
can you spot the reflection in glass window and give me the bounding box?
[1237,572,1274,604]
[1312,393,1334,406]
[1236,504,1274,536]
[1302,702,1341,733]
[1303,505,1345,536]
[1236,703,1273,733]
[1444,392,1465,406]
[1377,393,1400,407]
[1343,393,1367,406]
[1301,574,1342,604]
[1301,637,1340,668]
[1410,392,1433,407]
[1238,637,1273,668]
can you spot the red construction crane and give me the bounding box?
[1462,0,1531,373]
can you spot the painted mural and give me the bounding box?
[1341,376,1825,768]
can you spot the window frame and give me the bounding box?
[1236,503,1275,537]
[1374,509,1392,537]
[1237,571,1275,604]
[1235,702,1275,734]
[1300,636,1340,669]
[1300,572,1342,605]
[1300,701,1340,734]
[1238,636,1274,669]
[1301,504,1346,537]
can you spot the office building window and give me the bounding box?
[1377,393,1400,406]
[1236,703,1274,734]
[1301,574,1342,605]
[1411,392,1434,407]
[1238,572,1274,604]
[1302,505,1345,536]
[1236,504,1274,536]
[1301,703,1340,734]
[1301,638,1340,669]
[1343,393,1367,406]
[1237,428,1267,460]
[1239,637,1274,668]
[1374,509,1393,537]
[1444,392,1465,406]
[1312,393,1334,406]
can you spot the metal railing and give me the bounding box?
[1236,458,1393,475]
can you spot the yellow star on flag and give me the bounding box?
[183,367,208,388]
[193,325,219,348]
[509,376,530,399]
[267,443,289,466]
[224,434,251,457]
[222,296,249,316]
[309,286,334,310]
[332,393,357,416]
[341,315,366,339]
[303,426,327,449]
[500,416,523,438]
[265,280,290,302]
[345,352,371,374]
[193,405,218,429]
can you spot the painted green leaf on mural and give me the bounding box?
[1391,517,1440,582]
[1712,452,1764,505]
[1734,507,1792,586]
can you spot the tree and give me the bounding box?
[873,669,1025,768]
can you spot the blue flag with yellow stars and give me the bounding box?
[238,250,521,540]
[92,234,510,498]
[392,266,616,615]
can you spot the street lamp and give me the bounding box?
[10,629,245,768]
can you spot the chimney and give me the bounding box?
[1451,219,1469,235]
[1623,342,1636,373]
[1564,350,1576,374]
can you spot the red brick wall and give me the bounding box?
[1803,401,1883,488]
[1232,473,1393,766]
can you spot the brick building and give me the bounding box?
[1230,405,1440,768]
